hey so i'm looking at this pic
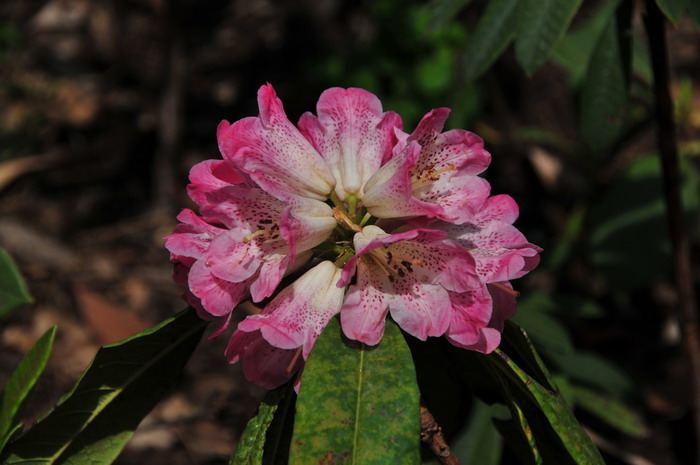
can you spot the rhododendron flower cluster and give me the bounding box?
[165,84,541,389]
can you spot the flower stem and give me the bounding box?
[330,190,346,215]
[359,212,372,227]
[346,194,359,219]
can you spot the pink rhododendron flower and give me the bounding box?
[165,83,541,390]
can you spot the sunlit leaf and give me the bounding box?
[580,2,632,151]
[1,307,206,465]
[290,318,420,465]
[0,248,33,318]
[0,326,56,451]
[573,385,649,437]
[231,384,295,465]
[515,0,584,74]
[464,0,520,80]
[655,0,688,22]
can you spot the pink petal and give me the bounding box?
[445,285,493,347]
[237,261,344,359]
[340,259,392,345]
[187,259,249,317]
[187,159,246,205]
[217,84,335,201]
[362,142,443,218]
[164,209,224,260]
[298,87,402,198]
[225,330,300,390]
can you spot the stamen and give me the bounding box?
[285,346,303,375]
[491,282,520,297]
[411,163,456,188]
[242,229,267,243]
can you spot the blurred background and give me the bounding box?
[0,0,699,464]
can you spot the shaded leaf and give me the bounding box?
[492,324,605,464]
[0,326,56,451]
[513,294,575,357]
[689,1,700,29]
[580,2,632,151]
[424,0,472,32]
[2,307,206,465]
[290,318,420,465]
[551,0,620,85]
[655,0,688,22]
[0,248,33,318]
[550,351,634,398]
[451,400,505,465]
[230,384,295,465]
[515,0,584,74]
[464,0,520,80]
[573,385,649,437]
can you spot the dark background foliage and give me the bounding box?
[0,0,699,463]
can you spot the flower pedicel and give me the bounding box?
[165,84,541,389]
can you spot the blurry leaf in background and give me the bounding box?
[515,0,584,75]
[464,0,520,81]
[580,1,633,151]
[415,45,453,95]
[588,154,699,289]
[230,383,295,465]
[689,1,700,29]
[654,0,689,23]
[1,308,206,465]
[0,248,33,318]
[0,326,56,452]
[424,0,472,32]
[572,385,649,437]
[551,0,620,86]
[290,318,420,465]
[512,292,575,357]
[450,399,506,465]
[549,351,634,398]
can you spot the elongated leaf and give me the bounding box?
[0,326,56,451]
[464,0,520,80]
[689,1,700,29]
[425,0,472,32]
[231,384,295,465]
[573,385,649,437]
[0,249,33,318]
[655,0,688,22]
[492,325,605,464]
[580,2,632,151]
[451,400,505,465]
[2,307,206,465]
[515,0,584,74]
[290,318,420,465]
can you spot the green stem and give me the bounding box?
[359,212,372,227]
[346,194,359,219]
[330,190,346,214]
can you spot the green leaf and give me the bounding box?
[230,384,295,465]
[424,0,472,32]
[0,326,56,451]
[573,385,649,437]
[580,2,632,151]
[451,400,505,465]
[550,351,633,397]
[289,318,420,465]
[0,248,33,317]
[515,0,584,74]
[492,324,605,464]
[2,307,206,465]
[551,0,620,86]
[655,0,688,22]
[688,1,700,29]
[513,293,575,357]
[464,0,520,80]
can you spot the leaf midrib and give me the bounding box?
[18,318,205,464]
[351,345,366,465]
